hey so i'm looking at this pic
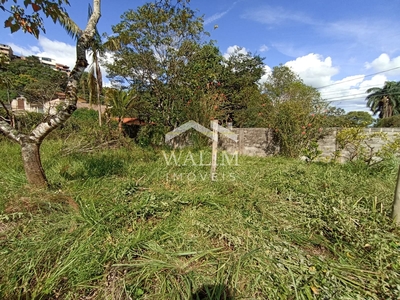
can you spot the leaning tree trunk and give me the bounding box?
[21,140,47,186]
[0,0,101,188]
[392,164,400,225]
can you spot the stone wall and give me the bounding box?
[219,127,400,160]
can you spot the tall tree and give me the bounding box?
[0,0,101,187]
[218,48,265,126]
[366,81,400,118]
[261,65,326,157]
[104,0,206,129]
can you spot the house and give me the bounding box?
[11,96,43,113]
[36,56,56,68]
[34,56,71,75]
[0,44,12,59]
[11,93,107,115]
[55,63,70,74]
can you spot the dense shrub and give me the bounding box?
[375,115,400,127]
[266,100,326,158]
[334,127,400,164]
[55,108,99,138]
[14,112,44,134]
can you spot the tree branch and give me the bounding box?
[0,120,23,143]
[27,0,102,142]
[0,99,12,122]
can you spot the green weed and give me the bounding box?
[0,140,399,299]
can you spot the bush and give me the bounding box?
[51,108,131,152]
[54,108,100,139]
[334,127,400,164]
[267,100,325,158]
[375,115,400,127]
[14,112,44,134]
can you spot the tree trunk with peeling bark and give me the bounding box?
[0,0,101,188]
[21,140,47,186]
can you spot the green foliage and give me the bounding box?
[323,110,375,128]
[57,108,98,136]
[104,88,135,120]
[14,111,43,134]
[105,3,266,135]
[345,111,374,127]
[301,140,322,162]
[261,65,326,158]
[69,107,98,122]
[375,114,400,127]
[220,50,265,127]
[0,140,400,299]
[61,154,126,179]
[52,108,124,150]
[0,56,68,104]
[376,134,400,161]
[366,81,400,119]
[1,0,72,38]
[269,100,325,158]
[104,1,210,131]
[135,124,167,147]
[334,127,400,164]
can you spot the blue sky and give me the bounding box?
[1,0,400,112]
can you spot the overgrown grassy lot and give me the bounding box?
[1,137,400,299]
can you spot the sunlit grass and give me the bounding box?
[1,137,399,299]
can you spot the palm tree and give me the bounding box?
[104,88,136,133]
[366,81,400,118]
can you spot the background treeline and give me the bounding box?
[2,0,399,156]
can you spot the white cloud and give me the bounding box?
[8,37,113,84]
[259,44,269,52]
[365,53,400,76]
[319,74,387,112]
[204,11,229,25]
[7,43,35,57]
[9,36,76,69]
[271,42,309,59]
[204,1,241,25]
[242,5,315,25]
[284,53,339,87]
[223,45,249,59]
[36,37,76,68]
[259,65,272,84]
[278,53,389,112]
[313,53,400,112]
[323,20,400,54]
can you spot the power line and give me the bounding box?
[320,88,372,98]
[315,66,400,90]
[318,83,394,97]
[324,91,400,102]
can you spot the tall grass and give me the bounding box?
[0,137,399,299]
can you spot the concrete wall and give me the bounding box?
[219,127,400,161]
[219,128,277,157]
